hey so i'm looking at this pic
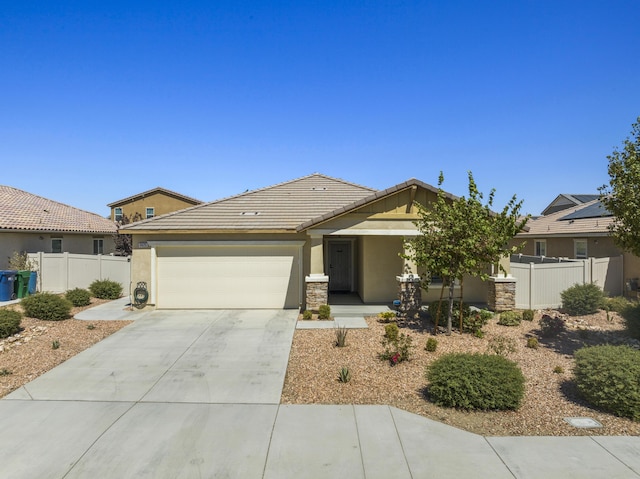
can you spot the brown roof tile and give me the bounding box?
[518,199,612,237]
[0,185,117,234]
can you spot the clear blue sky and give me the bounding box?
[1,1,639,217]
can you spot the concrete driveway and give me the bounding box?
[1,308,639,478]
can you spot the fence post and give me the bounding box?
[529,262,534,310]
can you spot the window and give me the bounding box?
[534,240,547,256]
[574,239,588,259]
[51,238,63,253]
[114,207,123,222]
[93,238,104,255]
[145,207,155,219]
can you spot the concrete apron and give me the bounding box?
[1,310,639,478]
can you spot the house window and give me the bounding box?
[51,238,63,253]
[574,239,588,259]
[146,207,155,219]
[114,207,123,222]
[534,240,547,256]
[93,238,104,255]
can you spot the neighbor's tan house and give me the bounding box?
[121,174,513,310]
[108,187,203,223]
[0,185,117,269]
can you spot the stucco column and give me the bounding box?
[309,234,325,275]
[305,233,328,310]
[402,241,418,275]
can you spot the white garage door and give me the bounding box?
[156,244,302,309]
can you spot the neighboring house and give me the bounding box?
[0,185,117,269]
[121,173,498,310]
[540,193,600,216]
[107,187,203,223]
[513,198,640,289]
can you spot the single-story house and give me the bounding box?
[0,185,117,269]
[121,174,511,310]
[108,187,203,223]
[513,197,640,291]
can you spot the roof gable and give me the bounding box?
[541,193,600,216]
[121,174,376,232]
[0,185,117,234]
[107,187,202,208]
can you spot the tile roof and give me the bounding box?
[0,185,117,234]
[121,174,376,232]
[541,193,600,216]
[518,199,612,237]
[107,187,203,208]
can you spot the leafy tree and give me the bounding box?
[113,212,143,255]
[404,172,527,335]
[599,117,640,256]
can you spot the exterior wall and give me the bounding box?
[359,236,404,303]
[112,192,198,221]
[515,236,620,259]
[420,274,489,305]
[0,232,115,269]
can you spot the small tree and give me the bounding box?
[405,172,527,334]
[599,117,640,256]
[113,212,143,255]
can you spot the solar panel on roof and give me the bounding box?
[559,201,611,221]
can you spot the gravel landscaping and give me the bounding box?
[281,308,640,436]
[0,299,132,398]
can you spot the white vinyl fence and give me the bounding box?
[27,252,131,294]
[510,255,624,309]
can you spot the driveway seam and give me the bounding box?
[588,436,640,477]
[484,437,518,479]
[388,406,415,479]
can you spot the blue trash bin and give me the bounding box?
[28,271,38,295]
[0,270,18,301]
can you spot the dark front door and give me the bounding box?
[328,241,352,291]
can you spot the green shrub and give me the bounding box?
[574,345,640,421]
[526,337,539,349]
[380,332,414,365]
[604,296,633,313]
[425,337,438,352]
[377,311,397,322]
[498,310,522,326]
[88,279,123,300]
[426,353,525,411]
[553,365,564,374]
[338,366,351,383]
[560,283,605,316]
[384,323,399,342]
[622,303,640,340]
[0,309,22,338]
[428,301,490,334]
[539,314,565,337]
[318,304,331,320]
[65,288,91,307]
[486,335,517,356]
[522,309,534,322]
[21,293,72,321]
[302,310,313,320]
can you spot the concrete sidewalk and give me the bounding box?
[0,302,638,478]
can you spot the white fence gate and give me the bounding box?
[27,252,131,294]
[511,255,623,309]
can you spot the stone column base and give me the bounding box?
[305,275,329,311]
[396,274,422,318]
[488,275,517,312]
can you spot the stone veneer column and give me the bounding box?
[396,274,422,318]
[305,274,329,311]
[488,275,517,312]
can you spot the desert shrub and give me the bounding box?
[498,310,522,326]
[384,323,399,342]
[426,353,525,411]
[65,288,91,307]
[553,365,564,374]
[539,314,565,337]
[526,337,539,349]
[8,251,37,270]
[380,331,414,365]
[0,309,22,338]
[377,311,397,322]
[318,304,331,320]
[604,296,632,313]
[302,310,313,320]
[560,283,605,316]
[428,301,490,334]
[21,293,72,321]
[335,326,348,347]
[338,367,351,383]
[89,279,123,300]
[425,337,438,352]
[574,345,640,421]
[621,303,640,340]
[465,309,493,334]
[522,309,534,322]
[486,335,517,356]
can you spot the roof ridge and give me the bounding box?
[107,186,202,207]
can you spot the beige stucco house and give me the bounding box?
[0,185,117,269]
[121,174,506,310]
[107,187,202,223]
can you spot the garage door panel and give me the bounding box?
[156,245,300,309]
